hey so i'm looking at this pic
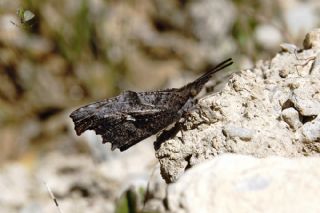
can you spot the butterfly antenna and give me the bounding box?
[195,58,233,83]
[183,58,233,94]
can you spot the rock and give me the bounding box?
[255,24,283,50]
[300,115,320,143]
[188,0,235,41]
[37,153,114,204]
[0,164,33,208]
[288,78,320,116]
[142,165,167,213]
[188,0,236,64]
[0,14,23,44]
[303,28,320,49]
[156,29,320,183]
[19,35,53,58]
[281,107,302,130]
[223,124,255,141]
[291,97,320,116]
[282,2,317,40]
[97,138,156,186]
[159,154,320,213]
[0,149,157,212]
[280,43,299,53]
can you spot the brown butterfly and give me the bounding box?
[70,58,233,151]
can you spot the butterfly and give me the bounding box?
[70,58,233,151]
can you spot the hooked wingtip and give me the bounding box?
[69,110,87,136]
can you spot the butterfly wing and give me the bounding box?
[70,58,233,151]
[70,90,183,151]
[70,91,134,136]
[94,108,181,151]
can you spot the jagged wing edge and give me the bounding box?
[69,105,170,151]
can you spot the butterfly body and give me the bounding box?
[70,58,233,151]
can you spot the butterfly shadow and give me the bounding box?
[153,122,184,151]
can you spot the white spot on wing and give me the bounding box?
[126,115,136,121]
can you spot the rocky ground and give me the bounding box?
[146,154,320,213]
[155,29,320,184]
[143,29,320,213]
[1,29,319,213]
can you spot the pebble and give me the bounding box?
[223,125,255,141]
[303,28,320,49]
[281,107,302,130]
[301,116,320,142]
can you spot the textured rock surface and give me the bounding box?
[156,29,320,183]
[152,154,320,213]
[0,147,156,213]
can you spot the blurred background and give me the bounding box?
[0,0,319,212]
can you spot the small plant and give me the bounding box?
[11,7,36,28]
